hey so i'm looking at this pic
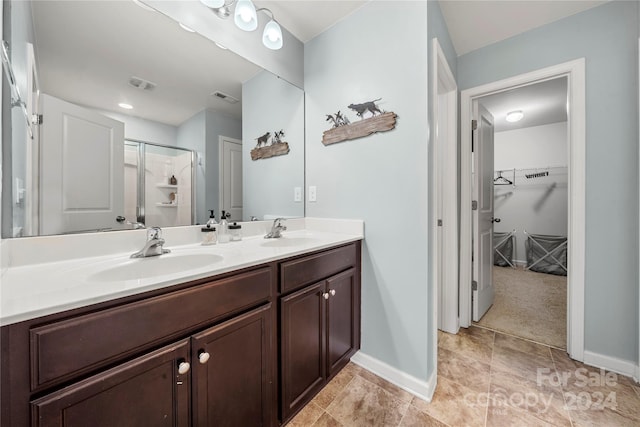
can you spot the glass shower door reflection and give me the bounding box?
[144,144,194,228]
[123,141,194,229]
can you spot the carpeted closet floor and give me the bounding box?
[475,266,567,349]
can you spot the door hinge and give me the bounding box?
[472,280,478,291]
[471,119,478,131]
[471,200,478,210]
[437,219,443,226]
[32,114,43,125]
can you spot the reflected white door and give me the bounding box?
[220,137,243,221]
[40,94,124,234]
[472,102,495,321]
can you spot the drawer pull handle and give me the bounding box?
[330,289,336,296]
[178,360,190,375]
[198,351,210,364]
[323,292,329,300]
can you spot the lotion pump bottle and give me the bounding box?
[218,210,230,243]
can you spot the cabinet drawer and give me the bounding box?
[30,267,272,391]
[280,244,356,294]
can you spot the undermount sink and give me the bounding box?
[260,236,318,248]
[88,253,224,282]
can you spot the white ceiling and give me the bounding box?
[479,77,568,132]
[438,0,609,56]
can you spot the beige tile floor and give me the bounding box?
[286,326,640,426]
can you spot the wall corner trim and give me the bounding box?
[350,351,436,402]
[583,350,639,380]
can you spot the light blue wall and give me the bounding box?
[457,1,639,363]
[305,1,430,380]
[177,111,206,223]
[242,71,304,221]
[176,109,241,224]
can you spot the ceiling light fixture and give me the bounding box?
[506,110,524,123]
[201,0,284,50]
[118,103,133,110]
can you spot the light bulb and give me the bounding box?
[234,0,257,31]
[262,19,283,50]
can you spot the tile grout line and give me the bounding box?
[483,329,496,427]
[550,346,576,427]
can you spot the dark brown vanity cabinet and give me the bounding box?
[1,241,361,427]
[31,339,193,427]
[279,244,361,422]
[2,266,275,427]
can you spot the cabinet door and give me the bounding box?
[326,269,358,377]
[31,339,191,427]
[191,304,272,427]
[280,282,326,420]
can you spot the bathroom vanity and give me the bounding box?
[0,220,362,426]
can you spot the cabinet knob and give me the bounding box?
[330,289,336,296]
[178,360,190,375]
[323,292,329,300]
[198,351,210,364]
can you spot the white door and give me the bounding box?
[472,102,495,321]
[220,137,243,221]
[40,94,124,235]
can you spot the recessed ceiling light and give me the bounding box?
[179,22,196,33]
[214,42,228,50]
[118,103,133,110]
[506,110,524,123]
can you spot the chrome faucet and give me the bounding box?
[131,227,171,258]
[264,218,287,239]
[116,215,145,230]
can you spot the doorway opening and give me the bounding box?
[458,59,586,361]
[471,77,569,349]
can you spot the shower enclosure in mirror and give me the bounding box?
[1,0,305,238]
[124,141,195,230]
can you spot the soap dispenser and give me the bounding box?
[218,210,230,243]
[206,210,218,227]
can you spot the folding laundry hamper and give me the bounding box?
[493,231,516,268]
[525,231,567,276]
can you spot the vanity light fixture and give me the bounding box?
[506,110,524,123]
[261,10,283,50]
[118,103,133,110]
[201,0,284,50]
[234,0,258,31]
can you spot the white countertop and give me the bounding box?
[0,218,363,326]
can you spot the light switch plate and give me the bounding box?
[294,186,302,202]
[308,186,317,202]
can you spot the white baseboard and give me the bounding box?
[350,351,437,402]
[583,350,639,380]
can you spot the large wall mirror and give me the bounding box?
[1,0,305,237]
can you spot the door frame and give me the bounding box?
[218,135,242,220]
[431,38,459,336]
[459,58,586,361]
